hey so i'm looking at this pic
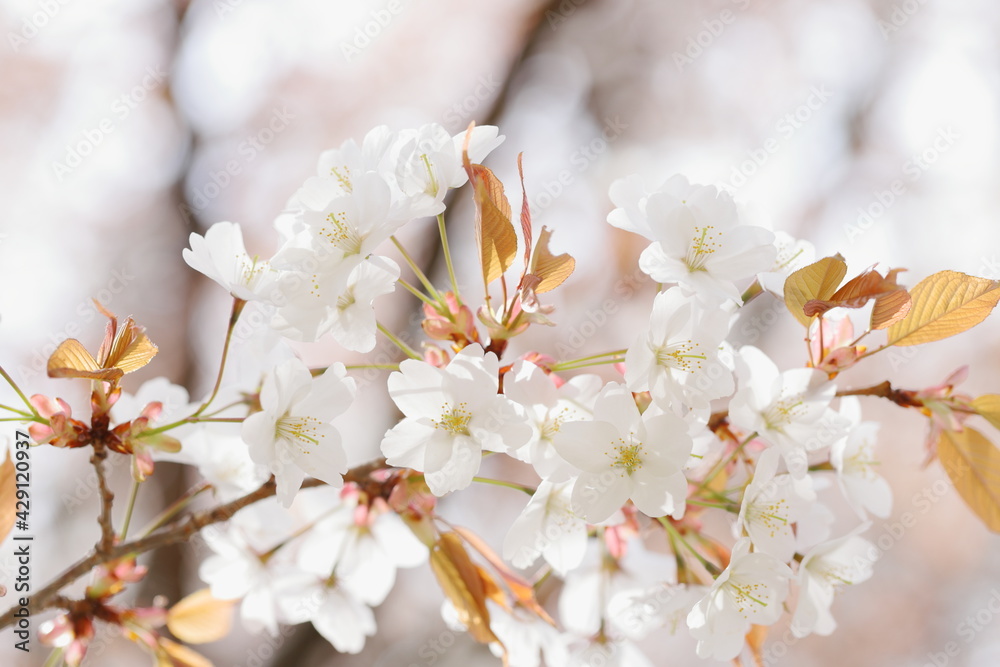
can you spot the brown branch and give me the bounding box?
[90,440,116,556]
[707,381,925,429]
[0,468,358,631]
[835,380,923,408]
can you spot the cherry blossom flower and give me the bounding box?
[552,383,692,523]
[271,254,399,350]
[380,344,531,496]
[503,479,588,576]
[276,569,378,654]
[158,423,269,502]
[241,358,356,506]
[607,174,775,302]
[729,346,848,479]
[791,526,875,638]
[831,398,892,519]
[183,221,277,301]
[295,170,398,262]
[625,287,734,411]
[296,485,427,606]
[686,537,793,660]
[734,448,804,562]
[199,517,296,635]
[503,360,601,480]
[757,231,816,298]
[608,583,708,640]
[387,123,504,218]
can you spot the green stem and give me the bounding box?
[686,498,738,511]
[697,432,756,493]
[555,349,628,367]
[143,416,244,437]
[138,482,212,537]
[42,647,64,667]
[0,416,48,424]
[472,476,536,496]
[657,517,722,576]
[0,365,38,417]
[377,322,422,360]
[345,364,400,372]
[191,297,245,418]
[391,236,442,304]
[398,277,439,307]
[437,213,462,305]
[550,357,626,372]
[0,403,33,417]
[119,478,141,541]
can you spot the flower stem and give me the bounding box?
[697,432,755,494]
[657,517,722,576]
[437,213,463,305]
[119,478,141,541]
[42,648,65,667]
[377,322,422,360]
[398,277,439,307]
[550,357,626,372]
[191,297,245,418]
[0,365,38,417]
[345,363,400,371]
[391,235,442,304]
[472,476,536,495]
[138,482,212,537]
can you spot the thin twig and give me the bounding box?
[0,474,325,630]
[90,441,116,556]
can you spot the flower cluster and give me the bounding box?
[11,121,1000,667]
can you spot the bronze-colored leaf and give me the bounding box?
[887,271,1000,346]
[101,316,158,374]
[871,289,912,330]
[529,227,575,294]
[0,451,15,545]
[46,339,109,380]
[938,428,1000,532]
[462,123,518,291]
[157,638,214,667]
[166,588,235,644]
[972,394,1000,432]
[452,524,555,625]
[429,532,500,646]
[802,266,906,318]
[47,309,158,381]
[469,164,518,288]
[517,152,532,269]
[783,255,847,326]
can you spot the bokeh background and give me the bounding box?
[2,0,1000,665]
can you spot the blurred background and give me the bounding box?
[2,0,1000,665]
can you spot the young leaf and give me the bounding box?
[870,288,911,330]
[46,338,116,381]
[157,638,214,667]
[886,271,1000,346]
[529,227,575,294]
[452,524,555,625]
[166,588,236,644]
[0,451,15,545]
[938,428,1000,532]
[783,255,847,326]
[470,165,518,288]
[802,266,906,319]
[972,394,1000,432]
[462,123,518,291]
[429,532,502,647]
[517,152,532,270]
